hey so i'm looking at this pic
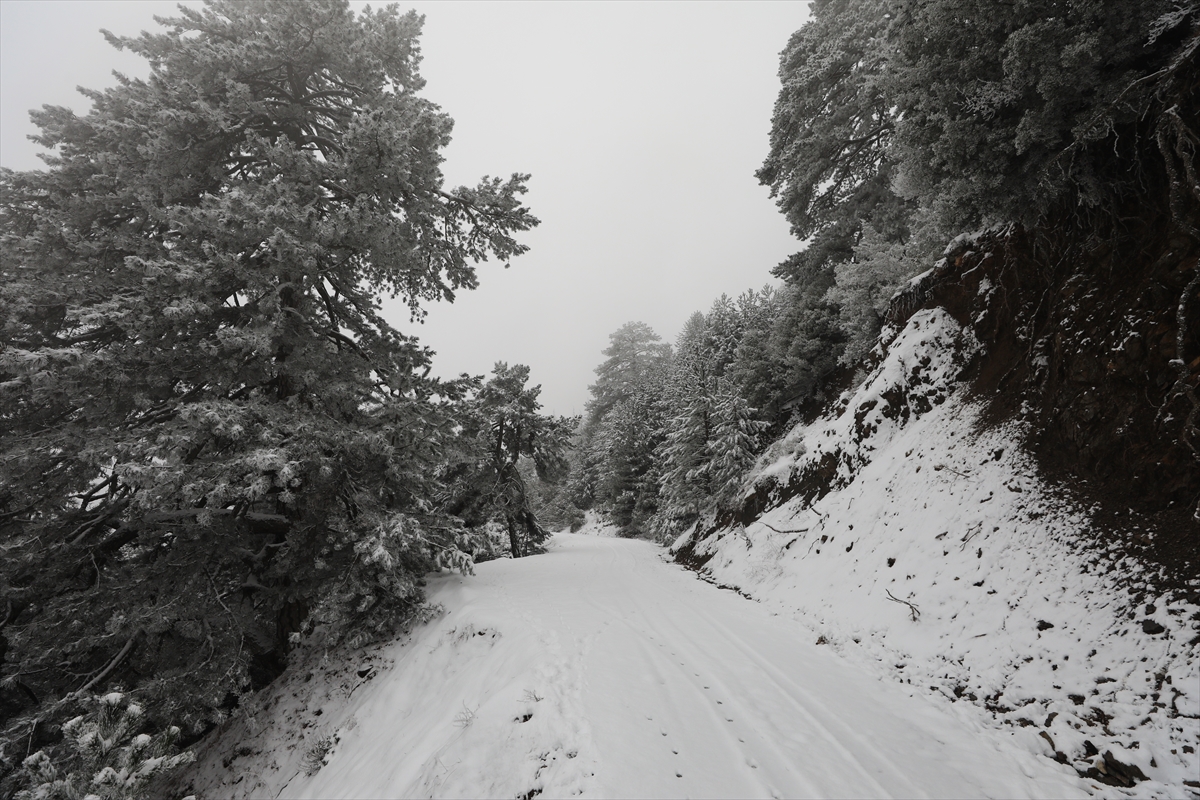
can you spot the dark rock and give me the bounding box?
[1095,750,1147,787]
[1141,619,1166,635]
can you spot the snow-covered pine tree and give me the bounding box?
[594,392,666,535]
[706,381,770,507]
[0,0,536,785]
[653,318,714,535]
[702,295,744,380]
[16,691,195,800]
[585,322,672,424]
[571,321,671,532]
[655,393,713,536]
[444,364,574,558]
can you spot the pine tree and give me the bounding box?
[756,0,909,286]
[0,0,536,784]
[706,381,769,507]
[16,692,195,800]
[653,323,714,535]
[886,0,1196,230]
[445,364,574,558]
[656,393,713,535]
[572,321,671,533]
[585,321,672,424]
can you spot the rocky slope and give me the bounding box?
[674,230,1200,797]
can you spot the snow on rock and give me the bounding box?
[674,308,1200,798]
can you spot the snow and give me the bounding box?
[170,308,1198,799]
[570,509,621,538]
[677,309,1200,798]
[179,534,1087,799]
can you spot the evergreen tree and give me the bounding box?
[652,319,714,535]
[886,0,1197,230]
[706,381,769,507]
[0,0,536,785]
[585,321,672,424]
[756,0,909,286]
[595,393,666,535]
[519,458,585,534]
[16,691,194,800]
[571,321,671,534]
[655,392,713,536]
[702,295,744,380]
[446,364,574,558]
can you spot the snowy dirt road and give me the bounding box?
[279,534,1086,799]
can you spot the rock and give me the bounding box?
[1099,750,1148,787]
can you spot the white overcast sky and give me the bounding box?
[0,0,808,416]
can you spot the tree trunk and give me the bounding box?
[507,516,522,559]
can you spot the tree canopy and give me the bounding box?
[0,0,537,786]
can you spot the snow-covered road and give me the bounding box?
[282,534,1085,799]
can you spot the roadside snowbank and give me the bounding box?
[673,309,1200,797]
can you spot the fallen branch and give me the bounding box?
[73,630,142,697]
[960,521,984,550]
[756,521,810,535]
[886,589,921,621]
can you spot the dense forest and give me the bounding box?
[568,0,1199,548]
[0,2,574,794]
[2,0,1197,795]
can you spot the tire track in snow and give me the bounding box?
[608,570,888,798]
[266,534,1085,799]
[581,538,902,797]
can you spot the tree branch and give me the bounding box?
[73,629,142,697]
[885,589,921,621]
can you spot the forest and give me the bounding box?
[1,0,1197,795]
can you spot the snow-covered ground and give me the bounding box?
[570,509,621,538]
[175,533,1091,799]
[672,308,1200,798]
[170,308,1197,799]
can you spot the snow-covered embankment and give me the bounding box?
[672,307,1200,797]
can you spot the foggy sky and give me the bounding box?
[0,1,808,415]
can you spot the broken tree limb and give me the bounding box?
[756,521,810,535]
[886,589,921,621]
[73,629,142,697]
